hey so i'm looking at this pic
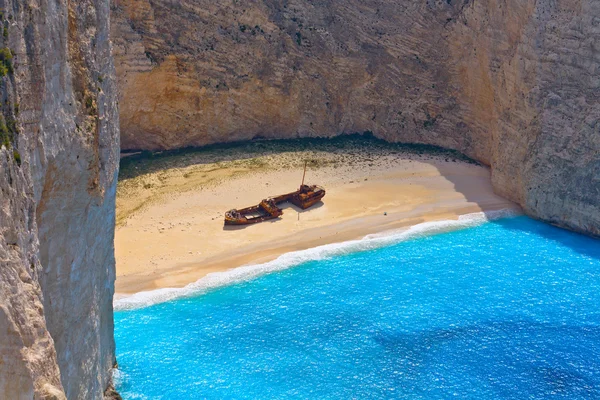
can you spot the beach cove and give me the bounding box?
[114,137,518,297]
[112,138,600,399]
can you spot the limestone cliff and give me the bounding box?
[112,0,599,237]
[0,0,119,399]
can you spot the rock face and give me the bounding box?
[0,0,119,399]
[112,0,599,237]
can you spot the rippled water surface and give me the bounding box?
[115,216,600,399]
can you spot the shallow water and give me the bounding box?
[115,216,600,399]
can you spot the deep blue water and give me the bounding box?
[114,216,600,399]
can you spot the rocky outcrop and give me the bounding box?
[0,0,119,399]
[112,0,599,237]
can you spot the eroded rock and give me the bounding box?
[0,0,119,398]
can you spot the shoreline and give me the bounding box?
[114,208,521,310]
[115,140,519,299]
[115,204,517,296]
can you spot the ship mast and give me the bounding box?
[301,160,307,186]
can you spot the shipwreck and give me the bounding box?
[224,162,325,226]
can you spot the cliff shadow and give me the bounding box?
[489,216,600,261]
[118,133,476,181]
[425,156,600,260]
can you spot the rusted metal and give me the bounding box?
[225,161,326,226]
[224,183,326,226]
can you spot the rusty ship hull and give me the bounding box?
[224,184,325,226]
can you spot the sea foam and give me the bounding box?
[114,208,519,311]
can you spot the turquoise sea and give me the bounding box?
[114,215,600,399]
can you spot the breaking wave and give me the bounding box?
[114,208,520,311]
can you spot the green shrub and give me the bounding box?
[85,96,96,115]
[0,117,10,148]
[6,115,16,134]
[13,148,20,165]
[0,47,13,77]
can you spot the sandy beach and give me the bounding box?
[115,139,519,295]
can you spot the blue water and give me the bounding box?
[114,216,600,399]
